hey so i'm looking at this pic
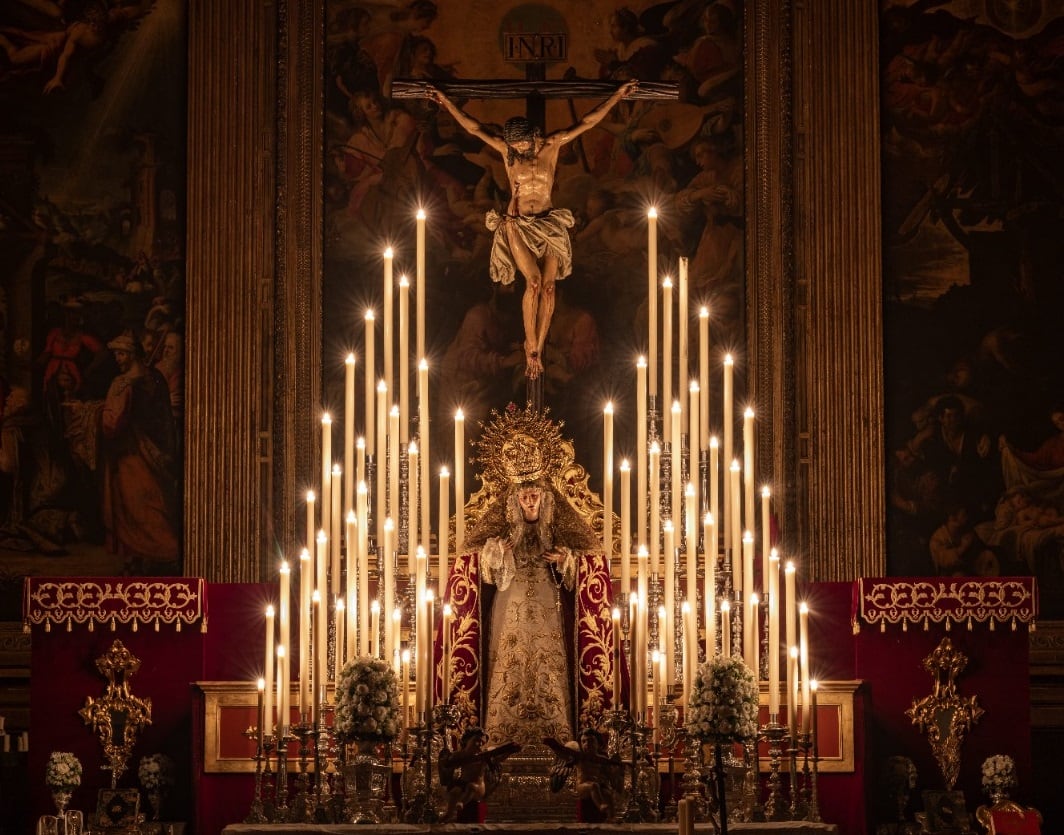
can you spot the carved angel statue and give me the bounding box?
[545,729,625,821]
[437,727,521,822]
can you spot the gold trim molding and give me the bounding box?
[855,578,1037,633]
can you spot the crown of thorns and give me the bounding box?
[503,116,541,145]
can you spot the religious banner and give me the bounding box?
[22,576,205,633]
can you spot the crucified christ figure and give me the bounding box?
[429,80,638,379]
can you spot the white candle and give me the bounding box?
[376,381,387,547]
[785,561,797,674]
[671,400,682,553]
[439,467,450,597]
[425,589,435,715]
[389,406,400,523]
[662,277,673,444]
[611,607,622,708]
[392,606,401,672]
[298,548,311,717]
[603,403,614,559]
[334,598,345,684]
[356,438,366,492]
[384,518,396,661]
[800,602,811,734]
[689,381,700,525]
[345,512,357,661]
[730,461,742,584]
[442,602,453,701]
[699,307,710,450]
[636,357,648,548]
[743,531,755,668]
[685,484,697,608]
[769,550,781,718]
[788,645,799,741]
[620,460,631,598]
[371,599,381,659]
[811,680,819,748]
[761,486,772,592]
[454,410,465,552]
[743,407,755,541]
[418,359,431,557]
[276,644,288,735]
[681,600,693,706]
[663,522,675,687]
[331,464,342,600]
[709,437,719,557]
[651,648,661,747]
[401,648,410,744]
[721,599,731,658]
[750,593,760,682]
[365,311,376,450]
[315,531,328,691]
[628,592,639,712]
[649,442,661,578]
[357,484,369,654]
[305,491,315,565]
[408,442,419,575]
[256,678,265,754]
[399,276,410,444]
[311,591,322,724]
[636,549,648,715]
[722,355,734,557]
[264,605,275,735]
[416,209,426,361]
[703,512,715,659]
[647,209,658,397]
[382,248,393,400]
[321,414,332,560]
[344,354,356,518]
[279,561,291,730]
[678,256,689,418]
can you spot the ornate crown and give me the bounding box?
[475,403,572,487]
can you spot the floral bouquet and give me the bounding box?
[45,751,82,791]
[685,654,760,743]
[138,753,176,792]
[334,656,401,742]
[981,754,1017,800]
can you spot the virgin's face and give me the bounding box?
[517,487,543,522]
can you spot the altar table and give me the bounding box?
[222,824,840,835]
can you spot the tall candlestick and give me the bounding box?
[709,437,719,556]
[398,276,410,444]
[662,277,673,444]
[647,209,658,397]
[681,600,692,706]
[651,649,661,747]
[364,311,376,450]
[371,599,381,659]
[810,680,819,748]
[401,648,410,745]
[334,598,345,685]
[356,438,366,492]
[678,256,689,418]
[346,512,357,661]
[454,410,465,552]
[418,359,431,557]
[663,522,675,687]
[298,548,311,717]
[611,607,622,708]
[722,355,734,559]
[392,607,401,671]
[311,590,322,724]
[279,561,291,730]
[344,354,356,519]
[628,592,639,712]
[721,599,731,658]
[377,381,388,547]
[742,530,755,668]
[671,401,682,551]
[425,589,435,715]
[321,414,332,559]
[750,594,760,683]
[264,605,275,735]
[800,602,811,734]
[689,381,700,524]
[743,407,755,540]
[256,678,265,756]
[685,484,697,609]
[636,357,648,548]
[382,248,393,401]
[788,645,799,741]
[699,307,710,450]
[408,442,419,575]
[785,561,797,675]
[768,550,781,718]
[649,442,661,578]
[636,549,648,715]
[620,460,631,597]
[603,403,614,559]
[414,548,426,715]
[416,209,426,361]
[703,512,715,659]
[384,518,396,662]
[439,467,450,597]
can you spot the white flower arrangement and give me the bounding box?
[981,754,1017,797]
[685,654,760,743]
[45,751,82,791]
[138,753,176,791]
[334,655,401,742]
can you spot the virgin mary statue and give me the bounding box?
[438,405,619,745]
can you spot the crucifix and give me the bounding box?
[393,65,676,407]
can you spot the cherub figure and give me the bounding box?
[545,729,624,821]
[438,728,520,822]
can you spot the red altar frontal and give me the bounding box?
[24,577,1035,835]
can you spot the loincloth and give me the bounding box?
[485,208,575,286]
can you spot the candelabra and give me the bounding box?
[401,714,440,823]
[658,696,683,822]
[287,719,317,822]
[758,720,789,821]
[243,726,269,824]
[619,711,659,823]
